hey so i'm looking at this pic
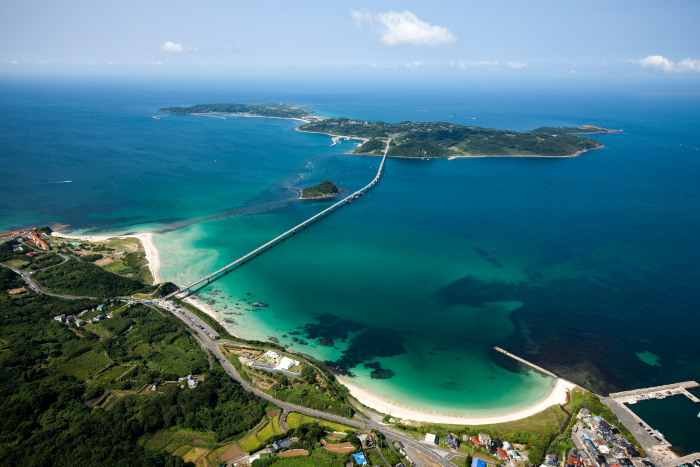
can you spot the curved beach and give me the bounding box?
[340,376,576,424]
[58,229,575,424]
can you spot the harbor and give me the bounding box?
[604,382,700,465]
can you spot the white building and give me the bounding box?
[275,356,298,371]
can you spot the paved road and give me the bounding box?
[1,254,96,300]
[152,298,459,467]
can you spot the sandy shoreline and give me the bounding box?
[51,231,161,283]
[53,228,577,425]
[340,376,576,425]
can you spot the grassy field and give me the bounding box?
[285,413,354,433]
[3,259,27,268]
[286,413,317,429]
[274,384,352,417]
[268,447,347,467]
[57,349,113,381]
[238,414,285,453]
[94,364,133,383]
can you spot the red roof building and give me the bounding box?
[471,437,483,446]
[497,448,508,460]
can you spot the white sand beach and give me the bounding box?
[339,376,576,425]
[53,229,576,425]
[51,231,161,283]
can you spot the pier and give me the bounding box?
[492,346,559,379]
[608,381,700,404]
[165,138,392,299]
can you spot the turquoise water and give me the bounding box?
[2,77,699,415]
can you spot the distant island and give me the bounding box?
[159,103,620,158]
[300,180,340,199]
[158,103,315,120]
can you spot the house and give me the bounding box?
[270,438,293,452]
[479,433,492,446]
[509,451,523,461]
[446,434,460,449]
[54,314,66,322]
[567,456,583,467]
[497,448,509,460]
[425,433,438,445]
[178,374,199,389]
[545,454,559,466]
[471,436,483,447]
[353,453,368,466]
[503,441,512,450]
[358,434,373,447]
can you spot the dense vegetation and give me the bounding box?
[34,258,149,297]
[159,103,311,119]
[300,180,340,199]
[0,273,268,466]
[355,138,386,154]
[299,118,614,158]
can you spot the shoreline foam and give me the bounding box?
[339,376,576,424]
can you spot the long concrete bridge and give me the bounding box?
[164,138,392,299]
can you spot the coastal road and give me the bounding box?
[152,298,459,467]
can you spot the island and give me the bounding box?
[159,103,620,158]
[158,103,315,120]
[299,118,620,158]
[300,180,340,199]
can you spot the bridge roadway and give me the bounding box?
[165,138,392,299]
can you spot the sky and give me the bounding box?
[1,0,699,80]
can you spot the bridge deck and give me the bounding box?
[165,138,392,299]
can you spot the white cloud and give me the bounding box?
[406,61,425,69]
[507,61,528,69]
[10,60,19,65]
[351,10,457,47]
[677,58,700,73]
[160,40,198,53]
[631,55,700,73]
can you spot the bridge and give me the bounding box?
[164,138,392,299]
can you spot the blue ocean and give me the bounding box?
[1,76,699,416]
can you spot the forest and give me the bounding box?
[0,271,268,466]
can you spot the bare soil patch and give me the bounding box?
[220,444,244,462]
[278,449,309,457]
[323,442,355,453]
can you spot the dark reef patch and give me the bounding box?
[301,313,358,342]
[431,269,699,394]
[364,362,395,380]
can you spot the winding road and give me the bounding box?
[154,298,465,467]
